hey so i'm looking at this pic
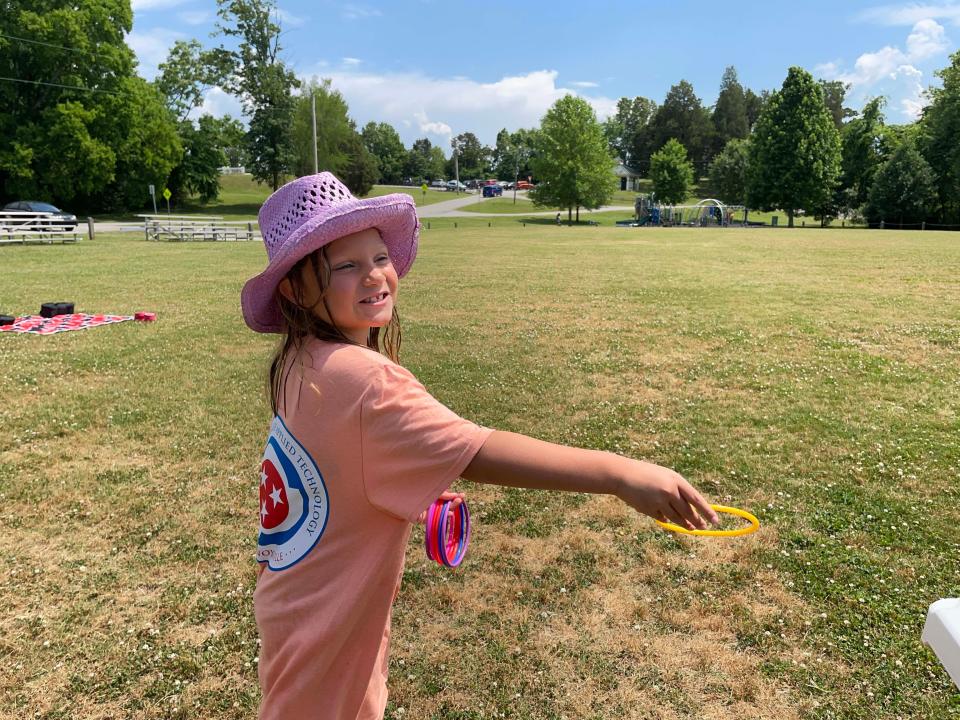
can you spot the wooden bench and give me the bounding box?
[139,214,261,242]
[0,211,81,245]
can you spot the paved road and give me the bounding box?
[419,190,634,218]
[91,190,635,232]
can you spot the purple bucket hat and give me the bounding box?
[241,172,419,333]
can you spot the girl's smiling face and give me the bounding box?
[280,227,398,344]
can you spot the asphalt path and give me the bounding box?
[91,189,635,232]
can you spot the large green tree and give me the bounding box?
[918,49,960,224]
[166,116,227,204]
[154,40,236,206]
[404,138,432,181]
[154,39,231,123]
[0,0,181,211]
[748,67,841,227]
[839,97,886,211]
[289,79,377,195]
[708,138,750,211]
[490,128,537,182]
[865,140,937,226]
[650,139,694,205]
[217,0,299,190]
[644,80,714,174]
[603,96,657,167]
[819,80,856,130]
[361,121,406,184]
[712,67,749,154]
[447,132,489,180]
[529,95,616,222]
[744,88,767,130]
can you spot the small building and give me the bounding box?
[613,163,642,192]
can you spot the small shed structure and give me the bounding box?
[612,163,642,192]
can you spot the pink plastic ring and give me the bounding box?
[424,499,470,567]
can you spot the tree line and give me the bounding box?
[2,0,959,228]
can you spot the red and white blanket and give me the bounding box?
[0,314,135,335]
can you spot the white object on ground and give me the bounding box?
[922,598,960,689]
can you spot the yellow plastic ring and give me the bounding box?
[655,504,760,537]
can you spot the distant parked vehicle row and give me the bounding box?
[1,201,78,230]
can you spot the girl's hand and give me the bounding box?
[613,458,719,530]
[417,491,466,525]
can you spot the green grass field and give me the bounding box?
[1,227,958,719]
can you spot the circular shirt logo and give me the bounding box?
[257,416,329,571]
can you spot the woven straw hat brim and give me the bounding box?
[241,193,419,334]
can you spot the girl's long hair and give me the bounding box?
[268,247,401,415]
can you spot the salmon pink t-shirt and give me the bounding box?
[254,339,492,720]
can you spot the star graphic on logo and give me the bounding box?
[260,468,268,486]
[269,487,284,508]
[260,501,268,520]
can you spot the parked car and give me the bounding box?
[482,185,503,198]
[515,180,534,191]
[1,201,78,230]
[445,180,467,191]
[429,180,446,189]
[465,179,479,189]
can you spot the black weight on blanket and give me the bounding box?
[0,315,13,326]
[40,302,74,318]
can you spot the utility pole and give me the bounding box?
[452,136,461,195]
[311,91,318,174]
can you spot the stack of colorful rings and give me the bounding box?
[424,499,470,567]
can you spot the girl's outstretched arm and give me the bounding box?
[461,430,719,530]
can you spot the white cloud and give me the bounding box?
[127,29,185,80]
[307,68,617,148]
[274,7,306,28]
[571,81,599,88]
[906,17,950,56]
[131,0,191,10]
[817,19,950,119]
[860,2,960,26]
[192,86,245,123]
[177,10,210,25]
[414,112,451,138]
[342,57,362,66]
[341,4,382,20]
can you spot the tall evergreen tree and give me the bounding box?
[530,95,615,222]
[644,81,714,175]
[217,0,299,190]
[712,67,749,154]
[748,67,841,227]
[918,49,960,224]
[744,88,766,130]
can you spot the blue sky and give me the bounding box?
[127,1,960,150]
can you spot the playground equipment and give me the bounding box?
[630,196,748,227]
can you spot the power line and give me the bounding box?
[0,31,120,62]
[0,75,123,95]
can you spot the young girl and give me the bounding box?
[242,172,718,720]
